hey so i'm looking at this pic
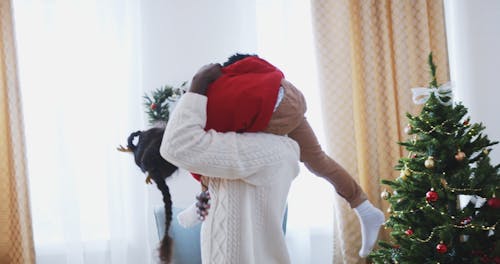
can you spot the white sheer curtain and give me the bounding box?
[255,1,334,263]
[13,1,158,263]
[444,0,500,164]
[13,0,334,263]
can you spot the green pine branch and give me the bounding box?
[143,82,186,125]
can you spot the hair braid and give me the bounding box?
[123,127,178,263]
[155,178,173,263]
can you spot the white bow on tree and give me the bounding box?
[411,82,453,106]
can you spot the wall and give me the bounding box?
[445,0,500,164]
[141,0,258,91]
[140,0,258,208]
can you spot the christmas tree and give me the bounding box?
[369,53,500,263]
[143,82,186,126]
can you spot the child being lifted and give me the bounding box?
[165,54,385,258]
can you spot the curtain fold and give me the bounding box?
[310,0,449,262]
[0,0,35,263]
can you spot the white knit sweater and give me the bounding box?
[160,93,300,264]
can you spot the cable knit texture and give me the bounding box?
[161,93,300,264]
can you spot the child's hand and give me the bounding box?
[189,63,222,95]
[195,190,211,220]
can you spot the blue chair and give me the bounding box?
[154,207,202,264]
[154,206,288,264]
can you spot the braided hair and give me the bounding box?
[126,127,176,263]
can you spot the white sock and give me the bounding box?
[177,202,201,228]
[354,200,385,257]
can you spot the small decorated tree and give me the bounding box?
[369,53,500,263]
[143,82,186,126]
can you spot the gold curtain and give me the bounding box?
[311,0,449,263]
[0,0,35,263]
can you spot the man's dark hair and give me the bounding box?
[222,53,258,67]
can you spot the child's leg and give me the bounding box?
[268,79,367,207]
[269,80,384,257]
[288,119,367,207]
[288,119,384,257]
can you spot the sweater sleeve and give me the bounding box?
[160,92,299,180]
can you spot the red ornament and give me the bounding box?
[481,255,491,263]
[150,103,157,110]
[463,119,470,126]
[487,197,500,208]
[405,229,414,236]
[436,242,448,254]
[426,189,439,202]
[493,256,500,264]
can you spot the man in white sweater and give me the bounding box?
[160,63,299,263]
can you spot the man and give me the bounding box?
[160,63,299,263]
[177,54,384,258]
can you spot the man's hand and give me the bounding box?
[189,63,222,95]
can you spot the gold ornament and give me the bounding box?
[381,190,390,200]
[440,178,448,188]
[387,206,393,214]
[425,156,435,169]
[455,150,466,161]
[399,167,411,180]
[399,170,407,180]
[483,148,490,155]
